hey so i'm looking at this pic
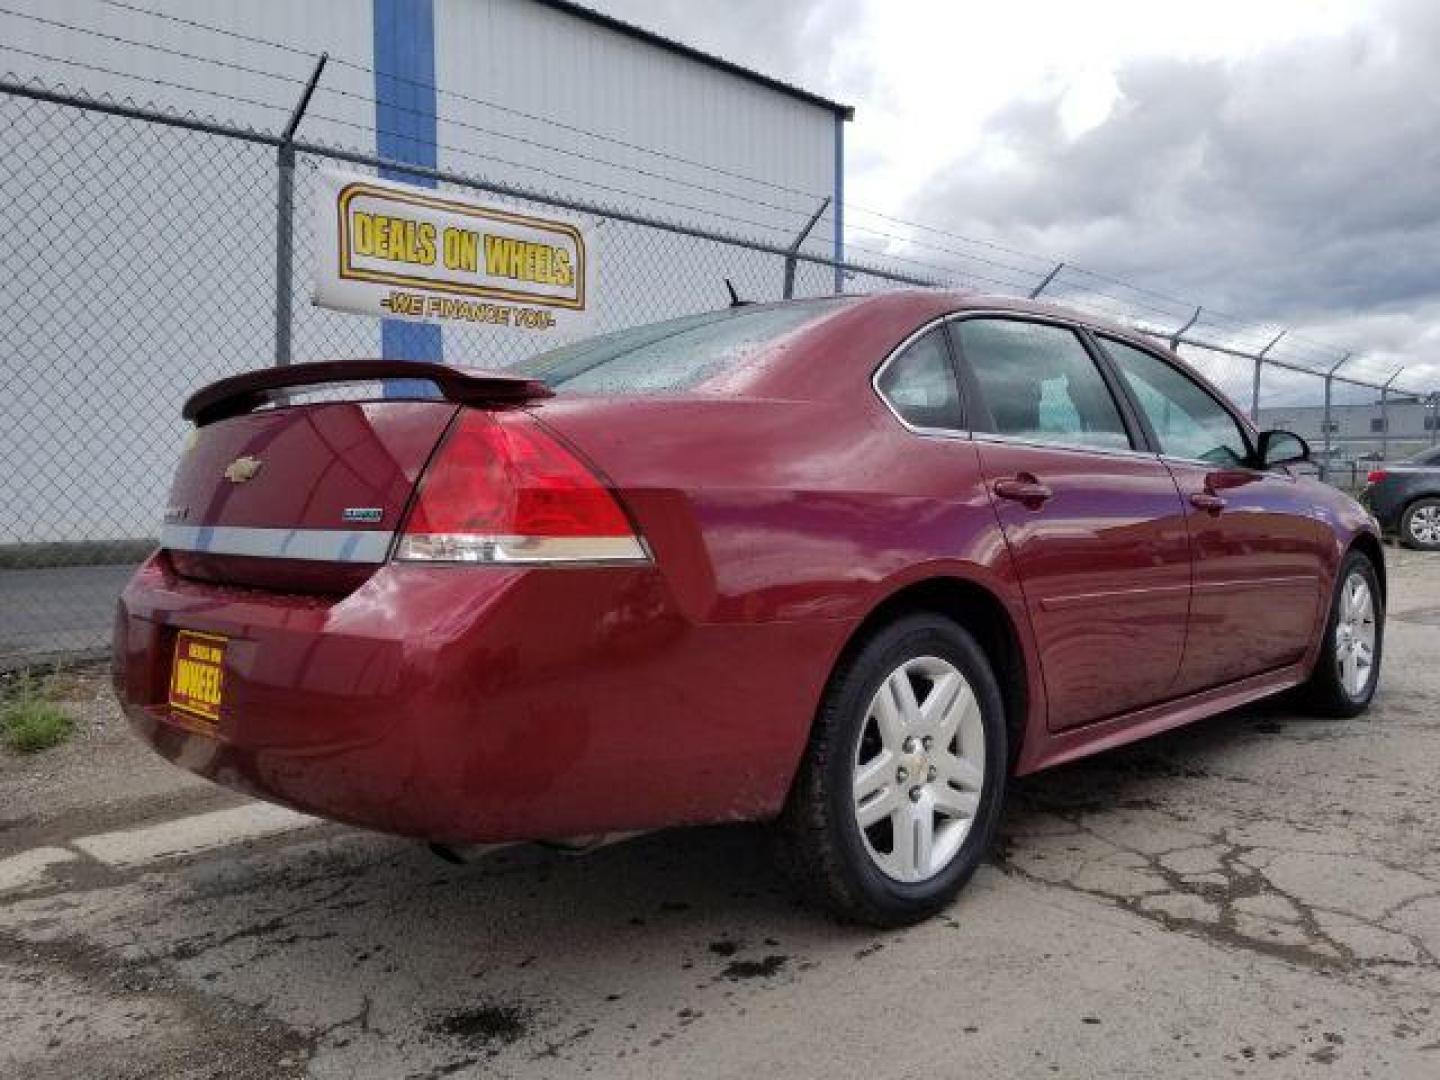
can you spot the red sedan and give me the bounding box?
[114,292,1384,926]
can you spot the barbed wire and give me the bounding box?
[0,29,1095,293]
[0,42,296,117]
[0,42,842,245]
[45,1,1409,367]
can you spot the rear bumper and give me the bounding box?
[113,553,846,843]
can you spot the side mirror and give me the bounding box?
[1257,429,1310,468]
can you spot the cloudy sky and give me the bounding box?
[593,0,1440,395]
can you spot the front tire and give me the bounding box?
[772,613,1008,927]
[1301,550,1383,717]
[1400,498,1440,551]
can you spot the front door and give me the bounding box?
[953,317,1192,731]
[1096,335,1327,692]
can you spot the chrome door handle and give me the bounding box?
[994,476,1053,508]
[1190,491,1226,514]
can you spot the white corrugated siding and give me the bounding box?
[0,0,375,141]
[434,0,836,244]
[0,0,841,540]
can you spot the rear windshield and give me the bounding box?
[1409,446,1440,466]
[508,300,846,394]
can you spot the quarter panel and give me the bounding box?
[534,393,1041,787]
[533,396,1022,627]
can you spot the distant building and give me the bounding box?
[1258,395,1439,462]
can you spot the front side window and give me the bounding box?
[875,328,963,430]
[1101,337,1250,466]
[954,319,1131,450]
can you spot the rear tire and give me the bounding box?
[1399,498,1440,551]
[772,613,1008,927]
[1301,550,1383,717]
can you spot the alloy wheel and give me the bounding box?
[852,656,986,883]
[1334,572,1377,698]
[1409,505,1440,545]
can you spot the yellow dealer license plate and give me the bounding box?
[169,630,227,729]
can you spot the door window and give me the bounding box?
[1101,338,1251,466]
[954,319,1131,450]
[875,328,963,430]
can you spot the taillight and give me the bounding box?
[1366,470,1388,485]
[395,411,648,564]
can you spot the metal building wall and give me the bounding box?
[428,0,843,354]
[0,0,376,140]
[2,0,841,251]
[434,0,838,241]
[0,0,844,542]
[0,1,382,544]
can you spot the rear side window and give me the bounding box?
[954,319,1132,450]
[1101,337,1250,466]
[875,328,963,430]
[509,300,844,394]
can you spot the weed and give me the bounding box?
[0,667,75,753]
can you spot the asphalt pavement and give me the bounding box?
[2,546,1438,1078]
[0,563,135,666]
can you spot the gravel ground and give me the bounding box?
[2,545,1438,1078]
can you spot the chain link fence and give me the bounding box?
[1,76,1436,666]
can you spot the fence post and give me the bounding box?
[1251,330,1286,423]
[1431,392,1439,446]
[273,53,328,367]
[782,197,831,300]
[1380,367,1405,463]
[1322,351,1352,482]
[1169,307,1202,353]
[1029,261,1064,299]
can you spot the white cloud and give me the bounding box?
[590,0,1437,394]
[824,0,1374,212]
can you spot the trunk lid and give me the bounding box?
[163,361,554,592]
[165,400,459,592]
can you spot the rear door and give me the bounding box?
[1095,335,1327,692]
[951,316,1191,731]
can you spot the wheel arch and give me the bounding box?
[1347,529,1387,606]
[829,575,1032,772]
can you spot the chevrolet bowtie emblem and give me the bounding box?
[223,456,263,483]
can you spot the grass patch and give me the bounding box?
[1,667,75,753]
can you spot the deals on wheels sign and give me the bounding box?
[313,170,593,336]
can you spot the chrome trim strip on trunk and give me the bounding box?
[161,524,394,563]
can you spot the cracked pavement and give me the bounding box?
[2,546,1438,1078]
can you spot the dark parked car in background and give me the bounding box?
[1362,446,1440,550]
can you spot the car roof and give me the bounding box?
[778,288,1181,357]
[748,290,1243,423]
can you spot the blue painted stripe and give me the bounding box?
[833,115,845,293]
[374,0,442,373]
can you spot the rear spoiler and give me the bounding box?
[183,360,554,426]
